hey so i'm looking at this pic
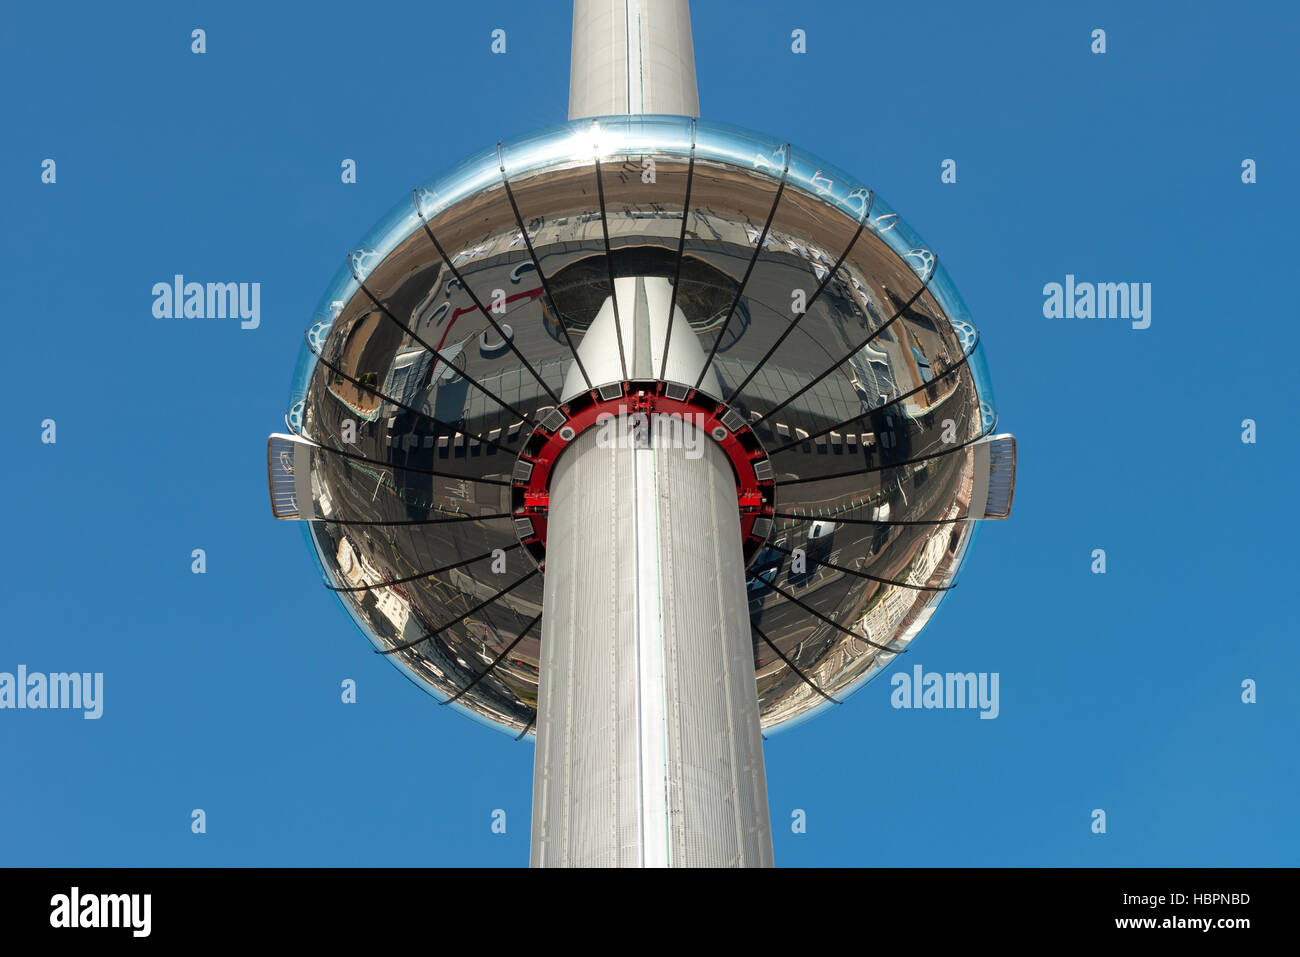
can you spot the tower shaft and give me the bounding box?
[568,0,700,118]
[531,421,772,867]
[530,3,771,867]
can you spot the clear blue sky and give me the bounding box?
[1,0,1295,866]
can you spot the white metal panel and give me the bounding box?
[967,433,1018,520]
[536,268,770,867]
[532,420,773,867]
[569,0,700,119]
[633,441,670,866]
[561,277,722,401]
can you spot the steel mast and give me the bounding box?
[530,0,774,867]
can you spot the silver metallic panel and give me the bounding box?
[569,0,700,119]
[532,423,772,867]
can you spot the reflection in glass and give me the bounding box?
[286,116,1003,737]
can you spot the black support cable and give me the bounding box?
[755,258,938,426]
[763,578,902,653]
[415,204,561,406]
[593,155,630,381]
[767,332,980,456]
[380,570,540,656]
[442,611,543,705]
[307,334,515,456]
[514,715,536,741]
[312,512,512,528]
[775,511,971,527]
[750,621,842,705]
[309,440,511,486]
[497,145,593,393]
[659,119,697,382]
[778,422,998,487]
[693,146,791,392]
[724,198,872,404]
[326,542,522,593]
[762,541,955,593]
[349,267,539,428]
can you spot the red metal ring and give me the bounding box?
[510,380,776,570]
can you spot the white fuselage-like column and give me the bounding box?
[569,0,700,119]
[530,278,773,867]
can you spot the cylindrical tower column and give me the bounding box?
[530,276,773,867]
[569,0,700,118]
[531,419,772,867]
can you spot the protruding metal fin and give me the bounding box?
[267,432,319,521]
[968,433,1017,520]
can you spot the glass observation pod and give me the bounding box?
[269,115,1015,738]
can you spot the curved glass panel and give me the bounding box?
[498,121,587,180]
[414,145,502,222]
[283,115,1005,737]
[925,259,975,327]
[349,192,423,284]
[288,264,358,428]
[692,119,788,175]
[966,340,998,430]
[589,113,696,159]
[786,146,874,228]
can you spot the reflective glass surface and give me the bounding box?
[287,116,1001,736]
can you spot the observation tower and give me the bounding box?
[267,0,1016,867]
